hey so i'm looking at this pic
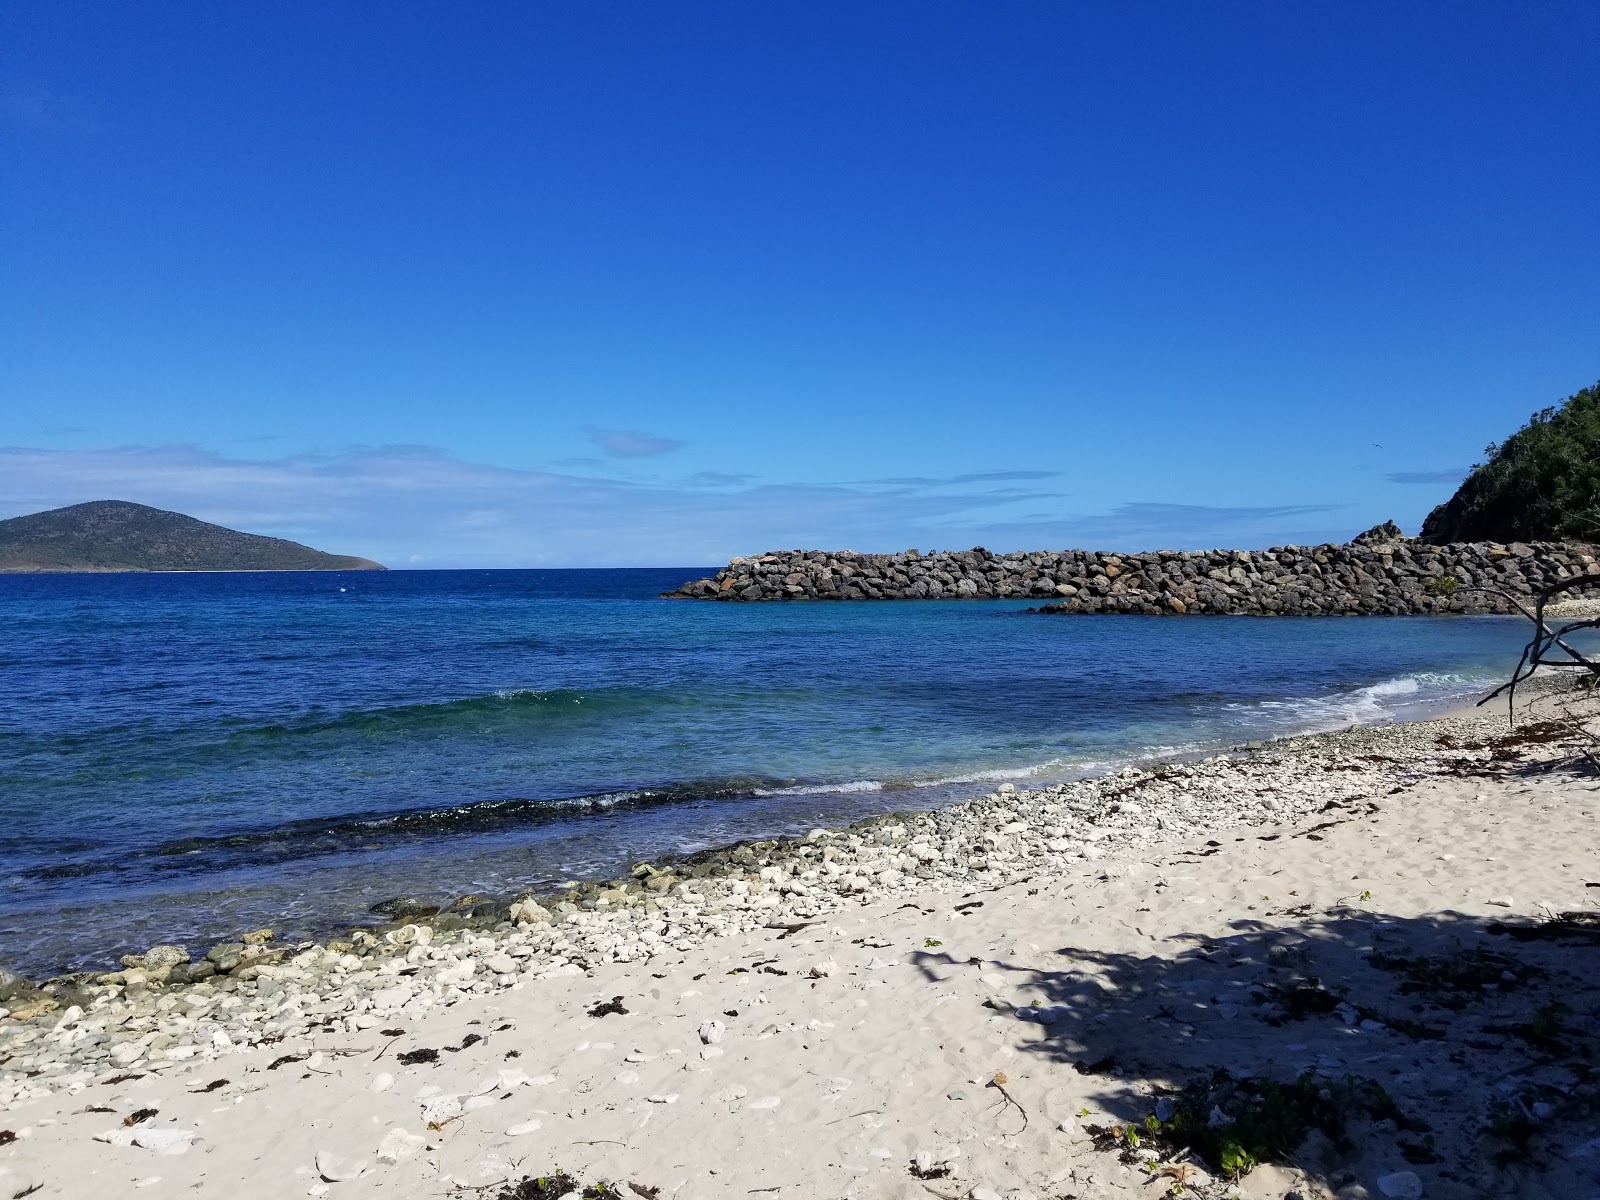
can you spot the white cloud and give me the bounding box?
[586,428,685,458]
[0,444,1356,567]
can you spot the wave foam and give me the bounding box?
[1230,670,1486,734]
[752,780,884,797]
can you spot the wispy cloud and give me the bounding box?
[0,444,1355,566]
[1387,468,1468,485]
[586,428,685,458]
[862,470,1061,488]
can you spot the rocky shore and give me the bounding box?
[4,683,1599,1199]
[0,683,1567,1110]
[662,526,1598,615]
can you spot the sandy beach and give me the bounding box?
[3,685,1598,1200]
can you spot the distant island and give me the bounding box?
[0,500,385,573]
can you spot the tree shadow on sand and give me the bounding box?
[914,906,1600,1198]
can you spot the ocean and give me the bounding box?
[0,568,1536,976]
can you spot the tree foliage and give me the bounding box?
[1421,380,1600,544]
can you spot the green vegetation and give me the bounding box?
[1091,1069,1422,1180]
[1421,379,1600,544]
[0,500,384,573]
[1425,574,1460,596]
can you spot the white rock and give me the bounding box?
[646,1094,678,1104]
[53,1005,85,1030]
[1487,896,1513,908]
[808,960,839,978]
[506,1120,543,1136]
[497,1068,530,1090]
[419,1094,463,1124]
[509,899,552,925]
[747,1095,781,1109]
[315,1150,367,1182]
[969,1188,1003,1200]
[136,1129,198,1155]
[1376,1171,1423,1199]
[463,1095,497,1112]
[698,1019,725,1044]
[376,1128,426,1165]
[371,1072,395,1092]
[0,1165,38,1198]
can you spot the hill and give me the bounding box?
[1421,379,1600,544]
[0,501,385,573]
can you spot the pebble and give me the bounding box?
[95,1127,199,1155]
[315,1151,367,1182]
[698,1019,725,1044]
[746,1095,781,1109]
[505,1120,542,1136]
[371,1072,395,1092]
[420,1095,462,1123]
[1376,1172,1423,1199]
[375,1128,426,1164]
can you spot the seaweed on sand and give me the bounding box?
[492,1176,628,1200]
[1101,1069,1423,1178]
[1368,947,1543,1008]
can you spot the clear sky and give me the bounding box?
[2,3,1597,566]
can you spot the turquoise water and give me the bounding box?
[0,568,1533,975]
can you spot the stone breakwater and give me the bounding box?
[0,692,1563,1111]
[663,537,1598,615]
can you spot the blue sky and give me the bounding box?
[2,3,1597,567]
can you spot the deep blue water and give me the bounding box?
[0,568,1535,975]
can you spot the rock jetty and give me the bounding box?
[663,526,1597,615]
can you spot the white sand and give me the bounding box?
[3,695,1599,1200]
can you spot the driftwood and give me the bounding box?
[1472,573,1600,715]
[1469,572,1600,771]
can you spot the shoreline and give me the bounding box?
[1,673,1512,985]
[3,676,1597,1197]
[3,675,1596,1197]
[0,676,1576,1045]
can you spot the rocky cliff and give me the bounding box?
[663,528,1595,616]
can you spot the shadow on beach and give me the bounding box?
[913,905,1600,1198]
